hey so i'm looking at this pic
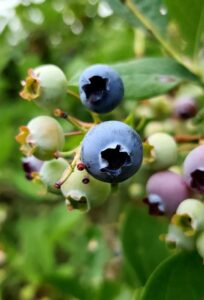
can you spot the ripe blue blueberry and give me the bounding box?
[79,64,124,113]
[81,121,143,183]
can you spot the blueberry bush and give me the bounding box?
[1,0,204,299]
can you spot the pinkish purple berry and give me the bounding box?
[22,156,43,180]
[144,171,190,217]
[183,145,204,194]
[174,96,197,119]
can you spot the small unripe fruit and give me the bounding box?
[22,156,43,180]
[144,120,175,137]
[172,199,204,236]
[145,171,189,216]
[196,232,204,260]
[174,96,197,119]
[183,145,204,194]
[16,116,65,160]
[164,224,195,251]
[61,168,111,212]
[20,65,68,109]
[147,132,177,170]
[39,158,68,194]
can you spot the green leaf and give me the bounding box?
[105,0,167,32]
[121,206,170,285]
[113,58,198,100]
[165,0,204,57]
[141,251,204,300]
[69,58,198,101]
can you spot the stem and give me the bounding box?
[64,130,83,137]
[124,0,199,76]
[54,108,94,132]
[174,134,201,143]
[90,112,101,124]
[55,148,78,158]
[55,147,81,187]
[67,88,80,100]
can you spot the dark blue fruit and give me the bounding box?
[79,64,124,113]
[81,121,143,183]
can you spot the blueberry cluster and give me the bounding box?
[17,63,204,260]
[17,64,143,212]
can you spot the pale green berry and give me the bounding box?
[196,232,204,260]
[39,158,68,194]
[144,122,164,137]
[144,120,175,138]
[149,96,172,118]
[172,199,204,236]
[164,224,195,251]
[61,168,111,212]
[20,64,68,109]
[16,116,65,160]
[147,132,177,170]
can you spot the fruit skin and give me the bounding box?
[183,145,204,194]
[61,168,111,212]
[39,158,68,194]
[174,96,197,119]
[164,224,195,251]
[147,132,177,170]
[27,116,65,160]
[81,121,143,183]
[79,64,124,113]
[196,232,204,260]
[20,64,68,109]
[22,156,43,180]
[145,171,189,217]
[172,199,204,236]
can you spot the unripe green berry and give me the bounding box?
[39,158,68,194]
[16,116,65,160]
[61,168,111,212]
[144,122,164,137]
[164,224,195,251]
[196,232,204,260]
[147,132,177,170]
[144,120,175,138]
[172,199,204,236]
[20,65,68,109]
[149,96,172,118]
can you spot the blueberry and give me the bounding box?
[183,145,204,194]
[196,232,204,260]
[61,168,111,212]
[16,116,65,160]
[164,224,195,251]
[147,132,178,170]
[20,64,68,109]
[172,199,204,236]
[81,121,143,183]
[174,96,197,119]
[22,156,43,180]
[79,64,124,113]
[39,158,69,194]
[144,171,189,217]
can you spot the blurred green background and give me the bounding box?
[1,0,201,299]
